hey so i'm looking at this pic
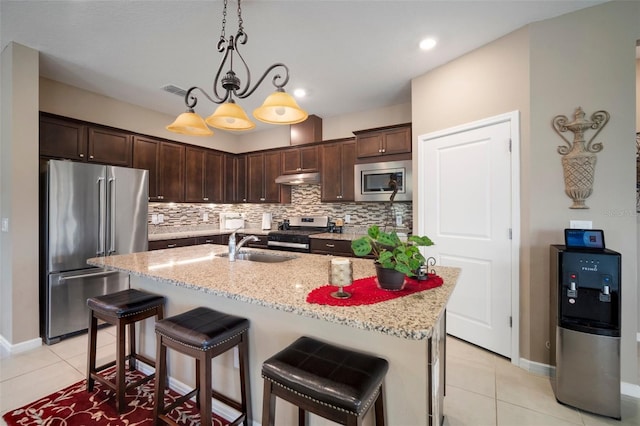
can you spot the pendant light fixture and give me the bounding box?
[167,0,308,136]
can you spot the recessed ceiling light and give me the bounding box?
[419,38,437,51]
[293,88,306,98]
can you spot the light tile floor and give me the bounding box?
[1,330,639,425]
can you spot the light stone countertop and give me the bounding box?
[88,245,460,340]
[148,227,270,241]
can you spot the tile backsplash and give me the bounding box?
[148,185,412,234]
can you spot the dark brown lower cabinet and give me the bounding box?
[310,239,355,257]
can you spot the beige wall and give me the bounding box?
[0,43,40,344]
[412,0,639,384]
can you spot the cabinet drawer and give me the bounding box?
[310,239,354,257]
[148,238,196,250]
[196,235,228,245]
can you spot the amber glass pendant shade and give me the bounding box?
[253,91,308,125]
[166,110,213,136]
[205,102,256,131]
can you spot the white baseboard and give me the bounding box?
[138,363,258,426]
[518,357,555,377]
[0,334,42,354]
[621,382,640,399]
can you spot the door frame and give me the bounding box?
[416,110,521,363]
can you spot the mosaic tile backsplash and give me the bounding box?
[148,185,412,235]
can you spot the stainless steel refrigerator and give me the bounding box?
[41,160,148,344]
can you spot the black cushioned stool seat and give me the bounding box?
[153,307,252,426]
[86,288,165,414]
[262,336,389,426]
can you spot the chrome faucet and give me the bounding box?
[228,231,259,261]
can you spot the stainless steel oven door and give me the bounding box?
[267,240,310,252]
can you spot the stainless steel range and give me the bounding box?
[267,216,330,253]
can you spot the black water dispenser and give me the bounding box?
[550,229,621,419]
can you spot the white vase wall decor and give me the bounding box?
[552,107,610,209]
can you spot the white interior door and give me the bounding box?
[418,113,518,359]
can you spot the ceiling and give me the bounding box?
[1,0,609,132]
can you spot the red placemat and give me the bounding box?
[306,274,443,306]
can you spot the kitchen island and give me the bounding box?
[88,245,460,426]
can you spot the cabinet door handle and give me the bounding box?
[158,195,164,200]
[79,153,85,158]
[297,167,302,171]
[382,148,386,153]
[205,239,213,243]
[260,197,265,201]
[326,244,335,248]
[89,155,94,159]
[167,244,177,248]
[203,197,209,201]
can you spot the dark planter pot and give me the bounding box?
[375,263,406,291]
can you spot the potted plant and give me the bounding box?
[351,225,434,290]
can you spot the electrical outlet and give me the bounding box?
[158,214,164,223]
[203,212,209,222]
[1,218,8,232]
[344,214,351,223]
[151,214,158,225]
[396,213,402,226]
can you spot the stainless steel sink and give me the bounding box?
[217,251,298,263]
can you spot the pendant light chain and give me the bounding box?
[237,0,244,35]
[220,0,228,42]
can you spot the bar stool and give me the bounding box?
[262,336,389,426]
[153,306,252,426]
[86,288,165,413]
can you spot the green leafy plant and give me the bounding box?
[351,225,434,276]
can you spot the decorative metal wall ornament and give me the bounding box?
[552,107,610,209]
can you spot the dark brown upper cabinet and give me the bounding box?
[281,145,320,174]
[354,123,411,159]
[40,113,133,166]
[321,138,356,202]
[224,154,247,203]
[185,146,224,203]
[133,136,185,202]
[246,151,289,203]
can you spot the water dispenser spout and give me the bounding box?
[599,284,611,302]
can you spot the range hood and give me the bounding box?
[275,172,320,185]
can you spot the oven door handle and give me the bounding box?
[267,241,309,250]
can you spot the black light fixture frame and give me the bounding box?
[181,0,291,112]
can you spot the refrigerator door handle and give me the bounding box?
[58,270,120,283]
[97,177,106,255]
[108,177,116,254]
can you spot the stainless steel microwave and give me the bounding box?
[354,160,412,202]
